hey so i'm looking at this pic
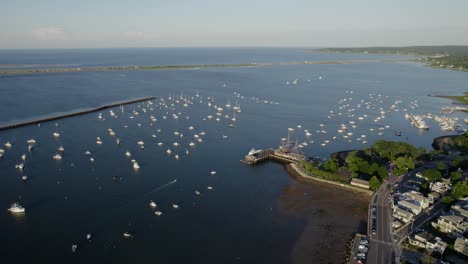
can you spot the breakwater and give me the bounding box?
[0,96,157,131]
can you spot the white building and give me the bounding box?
[430,181,451,194]
[431,199,468,238]
[409,231,447,254]
[398,200,422,215]
[393,207,413,223]
[404,191,431,209]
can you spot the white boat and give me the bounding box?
[188,126,194,130]
[86,233,92,240]
[8,202,25,213]
[166,149,172,155]
[133,162,140,169]
[72,244,78,253]
[154,211,162,216]
[174,154,180,160]
[21,154,27,161]
[149,200,157,208]
[125,151,131,157]
[84,150,91,155]
[5,142,12,148]
[22,175,28,181]
[137,141,144,146]
[157,142,163,146]
[207,186,213,190]
[173,142,180,147]
[195,191,201,195]
[53,132,60,138]
[123,232,133,238]
[222,135,228,139]
[58,146,65,152]
[53,154,62,160]
[189,142,195,147]
[27,139,36,144]
[90,157,95,162]
[172,204,179,209]
[210,171,216,175]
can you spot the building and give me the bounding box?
[393,207,414,223]
[409,231,447,254]
[430,181,451,194]
[454,237,468,256]
[432,214,468,238]
[432,198,468,237]
[404,191,431,209]
[398,200,422,215]
[350,178,370,189]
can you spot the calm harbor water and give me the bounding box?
[1,48,467,263]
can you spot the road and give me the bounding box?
[367,182,394,264]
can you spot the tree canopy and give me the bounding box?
[422,169,442,182]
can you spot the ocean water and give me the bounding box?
[0,48,467,263]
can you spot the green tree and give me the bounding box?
[442,196,455,204]
[422,169,442,182]
[451,181,468,200]
[324,158,339,173]
[377,166,389,179]
[437,162,446,171]
[450,171,462,181]
[369,176,381,191]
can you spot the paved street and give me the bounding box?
[367,183,394,264]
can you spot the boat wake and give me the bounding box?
[144,179,177,197]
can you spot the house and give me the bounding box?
[350,178,370,189]
[404,191,431,208]
[454,237,468,256]
[393,207,413,223]
[431,199,468,238]
[398,200,422,215]
[409,231,447,254]
[432,214,467,237]
[430,181,451,194]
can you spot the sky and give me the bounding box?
[1,0,468,49]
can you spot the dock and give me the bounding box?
[0,96,157,131]
[240,148,305,165]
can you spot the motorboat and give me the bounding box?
[210,171,216,175]
[72,244,78,253]
[154,211,162,216]
[53,154,62,160]
[8,202,25,213]
[133,162,140,169]
[53,132,60,138]
[172,204,179,209]
[149,200,157,208]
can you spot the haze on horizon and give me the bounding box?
[1,0,468,49]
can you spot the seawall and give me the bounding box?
[0,96,157,131]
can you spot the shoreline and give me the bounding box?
[285,162,373,195]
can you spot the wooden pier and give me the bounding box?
[240,148,305,165]
[0,96,157,131]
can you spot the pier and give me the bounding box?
[240,148,305,165]
[0,96,157,131]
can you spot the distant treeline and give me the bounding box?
[318,46,468,70]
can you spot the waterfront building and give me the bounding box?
[350,178,370,189]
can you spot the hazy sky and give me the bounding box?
[1,0,468,49]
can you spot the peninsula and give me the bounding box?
[318,45,468,71]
